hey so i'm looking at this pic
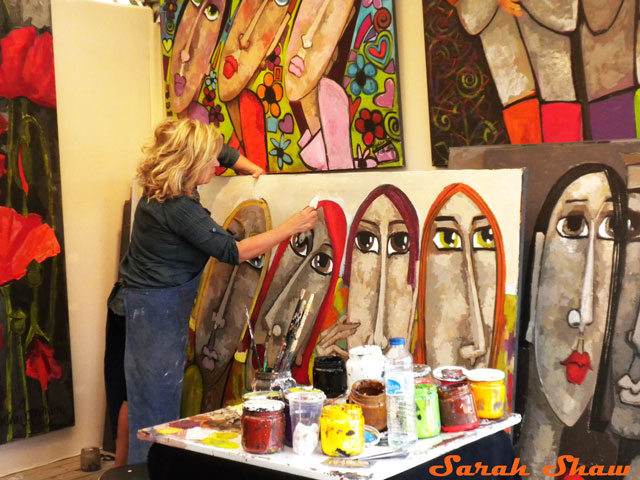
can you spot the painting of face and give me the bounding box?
[170,0,227,114]
[193,200,270,411]
[218,0,292,103]
[345,186,418,350]
[250,202,345,383]
[284,0,355,102]
[533,171,616,427]
[610,189,640,438]
[422,188,501,370]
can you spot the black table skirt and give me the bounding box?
[147,430,517,480]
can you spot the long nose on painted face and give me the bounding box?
[371,248,388,349]
[458,241,486,366]
[566,227,596,333]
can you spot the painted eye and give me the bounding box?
[310,252,333,275]
[598,215,615,240]
[388,232,410,256]
[191,0,202,6]
[245,254,264,269]
[204,4,220,21]
[290,231,314,257]
[628,211,640,241]
[432,228,461,250]
[355,231,379,254]
[274,0,290,5]
[472,226,495,250]
[557,215,588,238]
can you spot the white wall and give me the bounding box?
[0,0,431,474]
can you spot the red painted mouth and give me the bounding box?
[560,350,592,385]
[223,56,238,79]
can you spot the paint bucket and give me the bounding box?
[313,355,347,398]
[437,381,479,432]
[432,365,468,386]
[241,399,285,454]
[415,383,441,438]
[348,379,387,431]
[320,404,365,456]
[467,368,506,419]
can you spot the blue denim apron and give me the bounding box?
[123,272,202,464]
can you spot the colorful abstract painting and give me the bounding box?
[160,0,403,173]
[0,2,75,444]
[182,169,524,416]
[425,0,640,166]
[450,141,640,478]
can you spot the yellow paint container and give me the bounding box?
[319,404,364,457]
[467,368,506,419]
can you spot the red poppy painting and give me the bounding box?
[25,336,62,391]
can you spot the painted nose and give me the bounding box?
[372,247,388,349]
[458,240,486,366]
[567,227,595,333]
[239,0,269,49]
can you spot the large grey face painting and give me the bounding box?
[450,141,640,477]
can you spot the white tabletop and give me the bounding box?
[139,408,521,480]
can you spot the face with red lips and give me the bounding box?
[533,172,615,427]
[218,0,291,102]
[284,0,355,102]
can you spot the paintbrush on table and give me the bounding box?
[274,289,306,371]
[281,293,315,370]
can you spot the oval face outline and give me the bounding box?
[170,0,228,114]
[193,199,271,411]
[422,190,498,370]
[534,171,615,427]
[284,0,355,102]
[346,191,417,351]
[217,0,291,102]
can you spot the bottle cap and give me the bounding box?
[389,337,405,346]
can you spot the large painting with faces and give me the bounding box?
[450,141,640,479]
[159,0,403,174]
[181,169,524,417]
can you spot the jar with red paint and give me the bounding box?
[241,399,285,454]
[437,381,479,432]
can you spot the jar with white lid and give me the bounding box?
[346,345,385,392]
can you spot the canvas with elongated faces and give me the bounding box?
[159,0,404,172]
[346,191,417,351]
[197,169,523,408]
[423,191,498,370]
[187,200,270,412]
[610,185,640,438]
[170,0,228,114]
[534,172,614,427]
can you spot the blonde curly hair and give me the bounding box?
[137,117,223,201]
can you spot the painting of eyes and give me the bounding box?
[433,228,461,250]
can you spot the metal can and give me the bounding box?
[241,399,285,454]
[467,368,506,419]
[320,404,365,456]
[437,381,479,432]
[415,383,441,438]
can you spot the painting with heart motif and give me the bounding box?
[159,0,403,173]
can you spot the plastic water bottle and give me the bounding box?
[384,337,417,449]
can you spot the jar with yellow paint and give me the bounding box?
[466,368,506,419]
[319,404,365,457]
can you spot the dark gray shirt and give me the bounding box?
[108,144,241,314]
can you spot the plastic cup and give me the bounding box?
[287,390,326,455]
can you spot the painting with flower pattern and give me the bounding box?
[160,0,403,173]
[0,1,75,444]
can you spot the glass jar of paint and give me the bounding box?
[415,383,441,438]
[466,368,506,419]
[251,369,296,393]
[348,379,387,431]
[346,345,385,391]
[432,365,468,386]
[437,381,479,432]
[313,355,347,398]
[241,399,285,454]
[320,404,365,456]
[413,364,435,385]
